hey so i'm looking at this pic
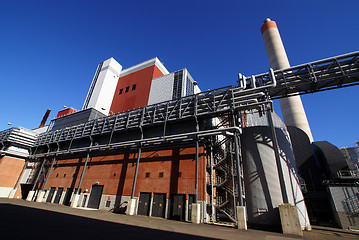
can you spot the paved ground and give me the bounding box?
[0,198,358,240]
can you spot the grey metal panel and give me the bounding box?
[148,73,174,105]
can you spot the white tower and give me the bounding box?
[261,18,314,142]
[82,58,122,115]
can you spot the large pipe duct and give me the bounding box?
[261,18,313,142]
[39,109,51,128]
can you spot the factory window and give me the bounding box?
[125,86,129,92]
[56,174,59,178]
[178,172,182,178]
[132,84,136,91]
[159,172,164,178]
[145,172,150,178]
[63,173,66,177]
[119,88,123,95]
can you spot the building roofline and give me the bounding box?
[119,57,169,77]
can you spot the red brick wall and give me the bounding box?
[0,156,26,198]
[110,65,165,114]
[44,147,206,200]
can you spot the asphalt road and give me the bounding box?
[0,198,358,240]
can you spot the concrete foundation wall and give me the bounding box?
[0,187,13,198]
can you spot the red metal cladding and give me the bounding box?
[56,108,77,118]
[110,65,165,114]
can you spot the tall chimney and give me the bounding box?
[261,18,313,142]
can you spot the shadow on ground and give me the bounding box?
[0,204,218,240]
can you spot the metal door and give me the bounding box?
[87,185,104,209]
[137,192,151,216]
[152,193,166,218]
[188,194,195,221]
[62,188,73,206]
[46,187,56,203]
[170,194,185,221]
[53,187,64,204]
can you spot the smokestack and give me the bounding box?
[261,18,313,142]
[39,109,51,128]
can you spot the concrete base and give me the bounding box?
[279,204,303,236]
[126,198,137,215]
[70,194,80,208]
[236,206,247,230]
[36,190,45,202]
[8,189,17,199]
[191,203,201,224]
[26,191,35,201]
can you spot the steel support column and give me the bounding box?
[76,151,90,194]
[131,147,142,199]
[233,133,244,206]
[31,158,46,191]
[42,157,56,191]
[194,139,199,203]
[266,103,289,203]
[210,145,215,221]
[13,159,28,189]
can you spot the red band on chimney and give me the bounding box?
[261,21,277,34]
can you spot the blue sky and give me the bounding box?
[0,0,358,148]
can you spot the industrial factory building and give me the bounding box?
[1,19,359,234]
[0,54,310,229]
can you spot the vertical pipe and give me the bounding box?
[131,147,142,199]
[210,146,215,221]
[233,133,244,206]
[13,159,28,189]
[194,139,199,203]
[76,151,90,194]
[266,105,289,203]
[31,158,46,191]
[42,157,56,190]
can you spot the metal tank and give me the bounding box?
[241,111,310,228]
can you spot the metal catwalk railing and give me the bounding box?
[33,86,269,151]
